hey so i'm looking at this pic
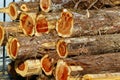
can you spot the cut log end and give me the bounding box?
[7,37,19,60]
[40,0,51,12]
[41,55,53,75]
[8,2,18,20]
[56,9,73,37]
[57,39,68,58]
[0,25,4,46]
[55,60,71,80]
[18,63,25,71]
[35,15,49,36]
[20,13,34,36]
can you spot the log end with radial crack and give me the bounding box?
[41,54,54,75]
[56,9,73,37]
[35,14,49,36]
[15,59,41,77]
[55,60,71,80]
[20,12,35,36]
[40,0,51,12]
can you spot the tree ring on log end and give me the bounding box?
[18,62,25,71]
[8,2,18,20]
[20,4,28,12]
[20,13,35,36]
[40,0,51,12]
[0,25,4,46]
[56,9,73,37]
[57,39,68,58]
[7,37,19,60]
[55,60,71,80]
[35,15,49,36]
[41,55,53,75]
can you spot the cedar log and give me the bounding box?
[6,32,59,60]
[56,9,120,37]
[40,0,51,12]
[56,34,120,58]
[15,59,41,77]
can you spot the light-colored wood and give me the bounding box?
[15,59,41,77]
[40,0,51,12]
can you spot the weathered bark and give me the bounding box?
[82,72,120,80]
[0,22,23,46]
[20,12,37,36]
[6,32,60,60]
[35,12,59,36]
[40,0,51,12]
[56,8,120,37]
[56,34,120,58]
[15,59,41,77]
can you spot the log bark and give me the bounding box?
[0,22,23,46]
[82,72,120,80]
[15,59,41,77]
[56,8,120,37]
[40,0,51,12]
[35,12,60,36]
[6,32,59,60]
[56,34,120,58]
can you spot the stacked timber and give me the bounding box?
[0,0,119,80]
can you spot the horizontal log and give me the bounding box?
[56,8,120,37]
[6,32,59,60]
[56,34,120,58]
[15,59,41,77]
[82,72,120,80]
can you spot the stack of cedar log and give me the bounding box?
[0,0,120,80]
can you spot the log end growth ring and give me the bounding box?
[20,13,35,36]
[9,2,18,20]
[57,39,68,58]
[35,15,49,36]
[41,55,53,75]
[7,37,19,60]
[56,9,73,37]
[40,0,51,12]
[0,25,4,46]
[55,60,71,80]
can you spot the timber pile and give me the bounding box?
[0,0,120,80]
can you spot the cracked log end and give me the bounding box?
[57,39,68,58]
[40,0,51,12]
[15,60,41,77]
[56,9,73,37]
[35,15,49,36]
[6,37,19,60]
[0,25,4,46]
[55,60,71,80]
[20,13,35,36]
[41,55,53,75]
[8,2,18,20]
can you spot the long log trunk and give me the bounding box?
[55,53,120,80]
[15,59,41,77]
[40,0,51,12]
[56,8,120,37]
[0,2,21,20]
[35,12,59,36]
[82,73,120,80]
[0,22,23,46]
[56,34,120,58]
[6,32,59,60]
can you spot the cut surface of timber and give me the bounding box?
[0,2,21,20]
[35,12,59,36]
[15,59,41,77]
[40,0,51,12]
[20,12,36,36]
[56,8,120,37]
[6,32,59,60]
[0,22,22,46]
[56,34,120,58]
[82,72,120,80]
